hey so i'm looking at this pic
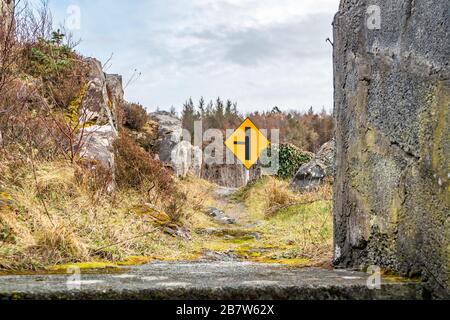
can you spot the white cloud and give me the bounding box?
[49,0,340,113]
[190,0,339,28]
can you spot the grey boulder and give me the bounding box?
[290,141,334,192]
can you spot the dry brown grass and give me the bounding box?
[0,158,334,270]
[114,132,190,226]
[176,175,219,229]
[0,158,206,271]
[235,176,332,219]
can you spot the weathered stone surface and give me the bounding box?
[105,74,123,129]
[171,141,203,178]
[291,141,335,192]
[191,145,203,177]
[77,59,123,191]
[0,262,424,300]
[80,58,119,131]
[170,141,191,177]
[151,112,183,163]
[333,0,449,298]
[79,125,117,168]
[206,207,236,225]
[151,112,202,178]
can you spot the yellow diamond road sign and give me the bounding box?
[225,118,270,170]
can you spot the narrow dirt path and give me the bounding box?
[195,186,277,264]
[193,182,333,268]
[212,187,251,224]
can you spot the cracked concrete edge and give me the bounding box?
[0,283,425,300]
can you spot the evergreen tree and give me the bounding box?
[198,97,205,118]
[182,98,197,140]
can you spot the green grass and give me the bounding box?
[200,178,333,266]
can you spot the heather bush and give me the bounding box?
[123,102,149,131]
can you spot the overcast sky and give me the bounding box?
[46,0,340,113]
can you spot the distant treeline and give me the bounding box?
[181,97,334,153]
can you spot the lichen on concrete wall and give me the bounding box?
[333,0,449,298]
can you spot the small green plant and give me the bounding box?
[22,30,88,109]
[50,30,65,45]
[29,37,72,77]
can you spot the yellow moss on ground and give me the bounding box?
[50,261,119,272]
[50,256,156,272]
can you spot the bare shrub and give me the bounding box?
[123,102,148,131]
[114,132,173,193]
[114,133,189,223]
[0,0,88,163]
[165,193,188,224]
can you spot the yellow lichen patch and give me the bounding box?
[365,128,376,149]
[380,270,421,283]
[131,205,171,225]
[0,192,13,202]
[419,82,449,184]
[116,256,152,266]
[0,191,14,210]
[430,83,449,180]
[152,251,203,263]
[66,84,88,124]
[49,261,119,272]
[253,257,312,267]
[389,189,404,233]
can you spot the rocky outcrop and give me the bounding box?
[78,58,123,191]
[79,58,121,132]
[79,125,117,167]
[150,111,202,178]
[151,112,182,164]
[290,141,334,192]
[150,111,261,185]
[333,0,449,297]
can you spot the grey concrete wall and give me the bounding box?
[333,0,449,298]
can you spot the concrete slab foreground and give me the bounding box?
[0,262,423,300]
